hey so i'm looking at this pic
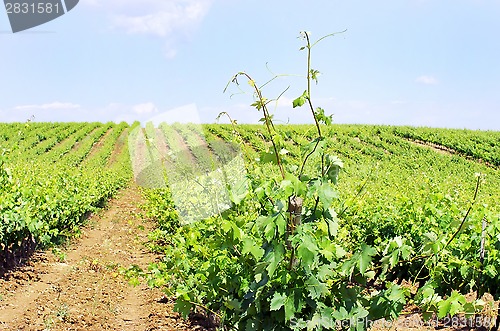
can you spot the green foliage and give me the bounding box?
[292,91,308,108]
[136,30,500,331]
[394,126,500,166]
[0,122,132,254]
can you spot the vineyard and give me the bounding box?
[0,121,133,271]
[132,122,500,330]
[1,120,500,330]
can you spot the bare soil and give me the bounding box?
[108,128,130,166]
[154,129,171,160]
[85,127,114,161]
[405,138,454,156]
[0,185,200,331]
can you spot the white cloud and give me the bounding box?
[162,41,178,59]
[82,0,213,58]
[111,1,210,36]
[415,75,438,85]
[266,95,294,109]
[5,102,85,122]
[147,103,200,125]
[133,102,159,115]
[3,102,157,123]
[14,102,81,110]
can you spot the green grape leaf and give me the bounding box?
[229,178,248,205]
[358,244,377,274]
[307,304,335,329]
[174,299,193,318]
[437,291,466,318]
[296,234,319,267]
[332,306,349,320]
[325,154,343,184]
[305,275,329,299]
[259,150,278,165]
[317,181,338,209]
[310,69,321,84]
[242,237,264,260]
[270,292,286,311]
[293,90,309,108]
[284,294,297,321]
[314,107,333,125]
[266,243,285,277]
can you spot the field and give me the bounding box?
[0,121,499,330]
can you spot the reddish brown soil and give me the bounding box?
[406,138,454,156]
[0,185,200,331]
[85,127,114,161]
[406,138,497,169]
[154,129,171,165]
[169,128,197,166]
[108,128,130,166]
[131,129,150,181]
[69,126,100,154]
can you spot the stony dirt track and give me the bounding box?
[0,185,200,331]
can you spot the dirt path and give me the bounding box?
[405,138,454,156]
[0,185,195,331]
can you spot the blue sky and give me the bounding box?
[1,0,499,130]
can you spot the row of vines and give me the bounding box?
[1,30,499,331]
[0,121,134,271]
[133,31,500,331]
[1,116,498,329]
[135,119,500,330]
